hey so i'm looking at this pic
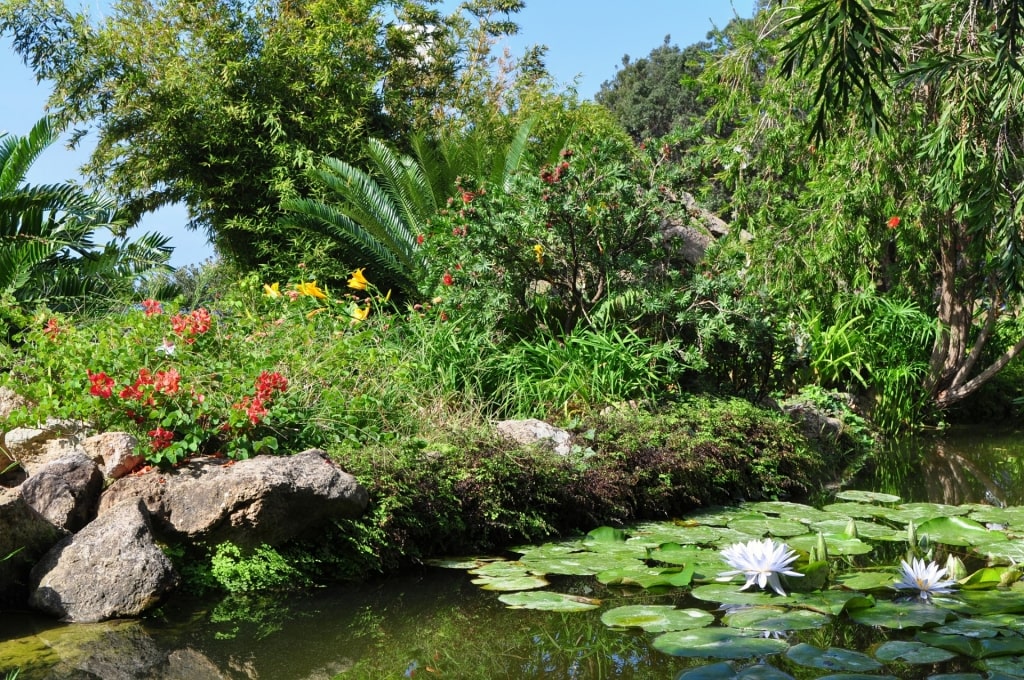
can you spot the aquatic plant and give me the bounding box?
[892,557,957,601]
[718,538,803,596]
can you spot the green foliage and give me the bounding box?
[595,34,715,142]
[0,116,171,326]
[209,542,311,593]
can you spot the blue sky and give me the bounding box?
[1,0,755,268]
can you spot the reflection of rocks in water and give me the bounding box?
[0,617,233,680]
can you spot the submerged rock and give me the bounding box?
[97,448,369,547]
[30,498,179,622]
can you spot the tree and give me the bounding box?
[0,0,527,280]
[700,0,1024,419]
[0,116,171,328]
[595,35,713,142]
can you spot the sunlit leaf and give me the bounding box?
[873,640,956,664]
[785,643,882,671]
[652,627,788,659]
[497,591,601,612]
[601,604,714,633]
[722,605,830,631]
[848,600,948,629]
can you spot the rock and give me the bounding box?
[2,419,89,476]
[83,432,144,479]
[20,451,104,532]
[29,498,179,622]
[783,402,845,442]
[0,488,64,606]
[97,449,369,547]
[0,386,29,421]
[661,219,715,266]
[495,419,572,455]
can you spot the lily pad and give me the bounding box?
[497,591,601,612]
[916,631,1024,659]
[916,516,1006,547]
[627,525,722,546]
[785,643,882,672]
[836,570,900,591]
[788,589,873,616]
[848,599,949,629]
[787,533,873,556]
[519,552,645,576]
[821,502,891,519]
[600,604,713,633]
[722,605,830,631]
[424,556,503,569]
[470,574,550,591]
[676,661,795,679]
[652,627,788,659]
[692,583,793,606]
[811,518,904,542]
[934,617,1004,638]
[596,564,694,589]
[834,490,901,504]
[937,584,1024,616]
[975,540,1024,564]
[980,656,1024,677]
[727,517,810,537]
[873,640,957,664]
[743,501,842,523]
[467,560,536,578]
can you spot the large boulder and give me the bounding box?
[29,498,179,622]
[495,419,572,455]
[97,449,369,547]
[20,451,104,532]
[0,489,64,605]
[2,419,88,476]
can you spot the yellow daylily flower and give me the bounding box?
[533,244,544,265]
[350,304,370,324]
[348,268,369,291]
[296,280,327,299]
[263,282,282,298]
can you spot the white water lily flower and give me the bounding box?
[893,557,957,601]
[719,538,803,596]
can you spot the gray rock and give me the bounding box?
[0,488,64,605]
[98,449,369,547]
[495,419,572,455]
[20,451,104,532]
[783,402,845,441]
[3,420,89,476]
[83,432,144,479]
[0,385,29,421]
[30,498,179,622]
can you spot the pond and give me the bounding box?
[4,427,1024,680]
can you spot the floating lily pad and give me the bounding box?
[519,552,645,576]
[916,516,1006,547]
[888,503,968,525]
[692,583,793,606]
[648,542,715,566]
[685,507,748,527]
[788,590,873,616]
[722,605,830,631]
[821,502,891,519]
[787,533,873,556]
[424,556,503,569]
[676,661,795,679]
[937,584,1024,616]
[848,600,949,629]
[814,676,897,680]
[627,525,722,546]
[652,627,788,659]
[596,564,694,589]
[785,643,882,671]
[916,631,1024,659]
[975,540,1024,564]
[743,501,842,523]
[497,591,601,611]
[960,566,1011,590]
[467,560,536,578]
[934,618,1002,638]
[980,656,1024,677]
[969,506,1024,530]
[922,674,984,680]
[727,517,810,537]
[470,574,549,591]
[873,640,956,664]
[600,605,713,632]
[834,490,901,504]
[811,518,904,542]
[836,570,899,591]
[585,526,627,543]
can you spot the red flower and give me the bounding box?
[887,216,901,229]
[255,371,288,401]
[233,396,268,426]
[170,308,213,343]
[153,369,181,395]
[148,427,175,452]
[416,234,425,245]
[87,370,115,399]
[43,317,62,341]
[461,190,475,204]
[141,299,163,317]
[442,272,454,286]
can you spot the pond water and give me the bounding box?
[4,427,1024,680]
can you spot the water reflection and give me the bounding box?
[856,426,1024,506]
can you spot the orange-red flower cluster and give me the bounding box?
[43,317,62,341]
[540,160,571,185]
[887,216,901,229]
[233,371,288,426]
[442,272,454,286]
[142,299,163,317]
[148,427,175,452]
[87,370,115,399]
[170,308,212,344]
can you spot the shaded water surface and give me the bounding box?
[3,427,1023,679]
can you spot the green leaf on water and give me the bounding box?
[785,643,882,671]
[676,661,795,679]
[497,590,601,611]
[787,533,873,556]
[596,564,694,589]
[873,640,956,664]
[727,517,810,537]
[722,605,830,631]
[848,600,949,629]
[916,516,1006,547]
[652,627,789,659]
[600,604,714,632]
[691,583,793,606]
[470,574,549,591]
[834,490,901,504]
[836,570,898,591]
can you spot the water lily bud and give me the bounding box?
[845,518,858,539]
[907,520,917,548]
[945,555,967,581]
[815,532,829,563]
